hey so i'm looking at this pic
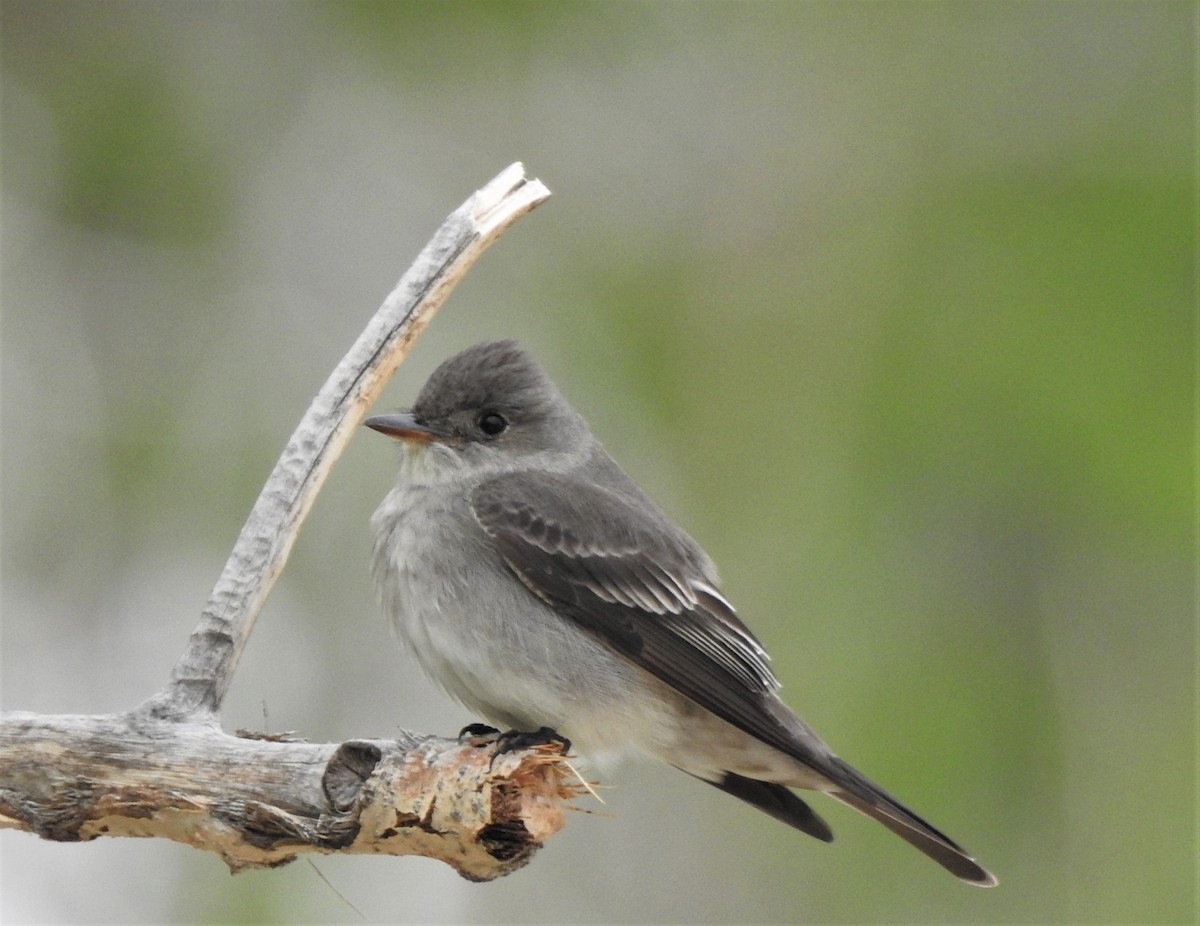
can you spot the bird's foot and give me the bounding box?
[495,726,572,756]
[457,723,571,760]
[457,723,501,745]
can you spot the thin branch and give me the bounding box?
[142,163,551,722]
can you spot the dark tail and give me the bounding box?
[823,756,997,887]
[684,769,834,842]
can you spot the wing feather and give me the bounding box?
[472,471,820,762]
[471,471,996,886]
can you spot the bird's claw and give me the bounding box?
[489,729,568,762]
[495,725,571,756]
[457,723,571,765]
[457,723,501,745]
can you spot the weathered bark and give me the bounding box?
[0,711,569,880]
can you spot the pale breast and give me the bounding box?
[370,479,705,768]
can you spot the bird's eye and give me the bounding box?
[477,412,508,436]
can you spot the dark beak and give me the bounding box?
[364,413,453,443]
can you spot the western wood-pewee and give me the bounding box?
[366,340,995,886]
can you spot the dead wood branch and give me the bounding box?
[0,165,562,881]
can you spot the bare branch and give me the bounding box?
[142,163,551,722]
[0,165,567,880]
[0,712,569,880]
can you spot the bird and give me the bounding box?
[365,339,996,887]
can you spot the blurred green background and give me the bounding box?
[1,2,1192,923]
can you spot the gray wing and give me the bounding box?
[472,471,998,884]
[470,470,818,764]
